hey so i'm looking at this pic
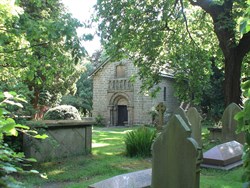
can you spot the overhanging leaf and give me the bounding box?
[34,134,48,139]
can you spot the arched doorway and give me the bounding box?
[109,93,133,126]
[117,98,128,126]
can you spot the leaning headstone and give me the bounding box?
[222,103,245,144]
[174,106,191,128]
[155,102,166,131]
[186,107,203,147]
[202,140,243,170]
[151,115,202,188]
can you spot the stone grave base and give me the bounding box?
[201,140,243,170]
[201,160,243,170]
[88,169,151,188]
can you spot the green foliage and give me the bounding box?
[43,105,81,120]
[124,126,156,157]
[0,91,47,188]
[61,62,94,116]
[235,81,250,133]
[94,114,105,127]
[60,95,84,110]
[0,81,34,118]
[95,0,217,103]
[95,0,250,105]
[235,81,250,185]
[0,0,88,112]
[239,0,250,34]
[201,61,224,120]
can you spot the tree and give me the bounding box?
[201,60,225,120]
[0,0,87,118]
[95,0,250,106]
[61,62,94,116]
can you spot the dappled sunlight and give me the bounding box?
[92,150,123,156]
[102,152,119,155]
[117,159,152,170]
[107,130,131,134]
[102,137,121,141]
[92,143,110,148]
[48,169,65,176]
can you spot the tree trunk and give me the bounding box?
[189,0,250,106]
[28,85,41,119]
[224,49,243,107]
[33,88,41,119]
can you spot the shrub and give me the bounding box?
[94,114,105,127]
[235,80,250,187]
[124,126,156,157]
[44,105,81,120]
[0,92,47,187]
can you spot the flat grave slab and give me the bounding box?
[201,140,243,170]
[88,169,151,188]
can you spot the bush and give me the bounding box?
[124,126,156,157]
[0,91,47,187]
[94,114,105,127]
[44,105,81,120]
[235,80,250,186]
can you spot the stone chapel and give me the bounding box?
[91,59,179,126]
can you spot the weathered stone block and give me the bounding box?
[23,120,93,162]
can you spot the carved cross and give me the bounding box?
[156,102,166,130]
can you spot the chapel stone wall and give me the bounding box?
[92,60,179,126]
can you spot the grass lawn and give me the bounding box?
[20,126,244,188]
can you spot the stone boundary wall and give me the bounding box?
[23,120,93,162]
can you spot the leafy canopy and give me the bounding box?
[0,0,88,111]
[95,0,249,104]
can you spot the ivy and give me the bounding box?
[0,91,47,187]
[235,81,250,186]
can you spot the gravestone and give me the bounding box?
[174,106,191,128]
[202,140,243,170]
[186,107,203,147]
[222,103,245,144]
[155,102,166,131]
[88,169,151,188]
[151,115,201,188]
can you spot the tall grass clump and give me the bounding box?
[124,126,156,157]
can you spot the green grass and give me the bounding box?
[20,126,244,188]
[201,168,243,188]
[20,127,151,187]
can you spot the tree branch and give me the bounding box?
[237,31,250,59]
[188,0,223,18]
[180,0,197,45]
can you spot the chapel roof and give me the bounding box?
[90,58,174,79]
